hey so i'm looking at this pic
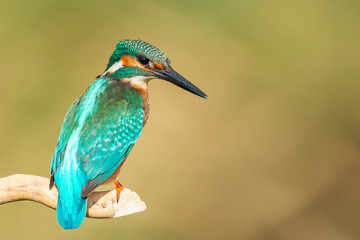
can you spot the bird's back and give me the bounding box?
[50,78,146,229]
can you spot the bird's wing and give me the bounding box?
[77,94,144,197]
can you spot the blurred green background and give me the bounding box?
[0,0,360,239]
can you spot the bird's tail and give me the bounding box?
[55,171,88,230]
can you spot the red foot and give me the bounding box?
[114,179,124,203]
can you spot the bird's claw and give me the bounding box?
[114,179,124,203]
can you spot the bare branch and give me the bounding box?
[0,174,146,218]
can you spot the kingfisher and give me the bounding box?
[49,40,207,230]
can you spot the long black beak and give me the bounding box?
[154,66,208,99]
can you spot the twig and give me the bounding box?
[0,174,146,218]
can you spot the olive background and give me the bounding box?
[0,0,359,239]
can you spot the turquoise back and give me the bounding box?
[50,77,145,229]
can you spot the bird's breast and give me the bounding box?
[139,89,150,125]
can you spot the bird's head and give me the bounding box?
[101,39,207,99]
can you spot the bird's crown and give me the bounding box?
[106,40,169,71]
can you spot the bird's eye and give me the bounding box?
[138,56,150,65]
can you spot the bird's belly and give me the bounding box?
[102,157,127,185]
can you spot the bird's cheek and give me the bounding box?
[121,55,144,69]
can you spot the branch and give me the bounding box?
[0,174,146,218]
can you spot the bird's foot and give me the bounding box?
[114,179,124,203]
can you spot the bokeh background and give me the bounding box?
[0,0,359,239]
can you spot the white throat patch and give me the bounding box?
[102,60,124,76]
[123,76,151,90]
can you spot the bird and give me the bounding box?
[49,39,207,230]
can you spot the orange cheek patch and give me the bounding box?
[153,62,164,70]
[121,55,139,67]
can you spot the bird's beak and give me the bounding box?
[154,66,208,99]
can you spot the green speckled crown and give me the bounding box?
[106,40,169,70]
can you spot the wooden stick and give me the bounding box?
[0,174,146,218]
